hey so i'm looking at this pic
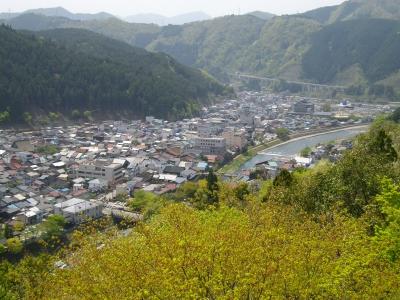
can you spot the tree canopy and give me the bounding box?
[2,119,400,298]
[0,25,226,123]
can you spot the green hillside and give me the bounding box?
[247,11,275,20]
[5,13,71,31]
[301,5,339,23]
[147,15,267,80]
[302,0,400,24]
[68,17,161,48]
[37,28,172,67]
[3,0,400,95]
[241,16,320,79]
[5,13,160,48]
[0,25,226,123]
[302,19,400,96]
[64,15,318,82]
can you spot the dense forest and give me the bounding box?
[302,19,400,84]
[2,115,400,298]
[301,0,400,24]
[4,0,400,98]
[0,25,226,123]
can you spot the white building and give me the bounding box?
[72,159,124,185]
[16,206,43,225]
[194,137,226,155]
[54,198,103,224]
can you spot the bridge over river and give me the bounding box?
[230,73,346,93]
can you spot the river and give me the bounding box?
[241,126,368,170]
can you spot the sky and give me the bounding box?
[0,0,345,17]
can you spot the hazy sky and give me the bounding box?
[0,0,345,17]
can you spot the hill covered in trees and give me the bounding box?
[0,25,226,124]
[302,18,400,96]
[4,0,400,99]
[301,0,400,24]
[2,118,400,298]
[0,7,115,21]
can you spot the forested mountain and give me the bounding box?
[302,0,400,24]
[246,11,275,20]
[6,15,161,48]
[6,13,73,31]
[3,0,400,97]
[239,16,320,80]
[35,28,161,65]
[0,12,19,20]
[125,11,211,25]
[303,19,400,84]
[146,15,268,80]
[0,7,115,21]
[0,25,226,123]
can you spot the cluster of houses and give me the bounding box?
[0,112,251,233]
[0,91,393,244]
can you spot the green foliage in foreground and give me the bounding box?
[390,106,400,123]
[38,215,67,247]
[4,199,400,299]
[2,119,400,298]
[375,177,400,262]
[128,190,165,220]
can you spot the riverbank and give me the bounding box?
[258,125,369,154]
[218,124,369,174]
[218,139,283,174]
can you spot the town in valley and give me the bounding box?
[0,90,394,245]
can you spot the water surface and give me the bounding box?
[242,127,367,170]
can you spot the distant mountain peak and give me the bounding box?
[0,6,115,22]
[25,6,75,18]
[246,11,275,20]
[302,0,400,24]
[27,6,70,14]
[125,11,210,25]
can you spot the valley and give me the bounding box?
[1,1,400,299]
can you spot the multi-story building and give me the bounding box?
[197,120,225,137]
[54,198,103,224]
[293,100,315,114]
[194,137,226,155]
[222,128,248,150]
[72,159,124,184]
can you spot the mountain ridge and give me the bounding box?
[125,11,211,25]
[3,0,400,98]
[301,0,400,24]
[246,11,275,20]
[0,25,226,123]
[0,6,115,22]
